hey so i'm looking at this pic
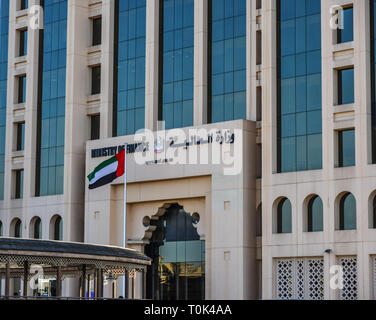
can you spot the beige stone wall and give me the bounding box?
[262,0,376,300]
[85,120,258,299]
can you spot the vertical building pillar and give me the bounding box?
[5,262,10,297]
[98,268,103,298]
[143,269,147,299]
[87,273,91,299]
[64,0,90,245]
[23,261,29,297]
[56,266,62,297]
[81,265,86,298]
[101,0,115,138]
[193,0,208,125]
[93,269,98,298]
[145,0,160,131]
[247,0,257,121]
[261,0,277,300]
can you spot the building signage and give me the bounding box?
[91,130,235,159]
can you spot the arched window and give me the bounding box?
[0,221,3,236]
[307,196,323,232]
[50,215,62,241]
[256,204,262,237]
[30,217,42,239]
[277,198,292,234]
[11,218,22,238]
[339,193,356,230]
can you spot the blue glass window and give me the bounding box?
[339,193,356,230]
[38,0,67,196]
[338,7,353,43]
[210,0,246,123]
[307,195,323,232]
[338,68,354,105]
[338,129,355,167]
[277,198,292,234]
[116,0,146,136]
[0,0,8,201]
[278,0,322,173]
[161,0,194,129]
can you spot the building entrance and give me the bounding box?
[145,204,205,300]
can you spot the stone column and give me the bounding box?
[56,266,62,297]
[193,0,208,125]
[145,0,160,131]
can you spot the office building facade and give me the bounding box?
[1,0,376,300]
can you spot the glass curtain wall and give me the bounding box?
[37,0,67,196]
[209,0,246,123]
[277,0,322,173]
[160,0,194,130]
[115,0,146,136]
[0,0,8,200]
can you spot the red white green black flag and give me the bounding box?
[87,149,125,190]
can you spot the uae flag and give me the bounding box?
[87,149,125,190]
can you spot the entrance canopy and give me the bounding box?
[0,238,151,299]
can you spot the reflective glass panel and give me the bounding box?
[116,0,146,136]
[38,0,67,196]
[278,0,322,173]
[0,0,8,200]
[211,0,246,123]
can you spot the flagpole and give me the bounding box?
[123,143,127,298]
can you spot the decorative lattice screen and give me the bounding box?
[276,258,324,300]
[339,257,358,300]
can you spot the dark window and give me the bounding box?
[0,220,3,236]
[20,0,28,10]
[338,68,354,105]
[19,29,27,56]
[54,216,62,240]
[92,17,102,46]
[339,193,356,230]
[337,7,353,44]
[33,218,42,239]
[91,66,101,95]
[91,114,100,140]
[338,129,355,167]
[14,219,22,238]
[277,198,292,234]
[16,122,25,151]
[307,195,323,232]
[277,0,322,173]
[15,169,24,199]
[18,75,26,103]
[256,204,262,237]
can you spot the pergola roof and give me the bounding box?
[0,238,151,267]
[0,238,151,299]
